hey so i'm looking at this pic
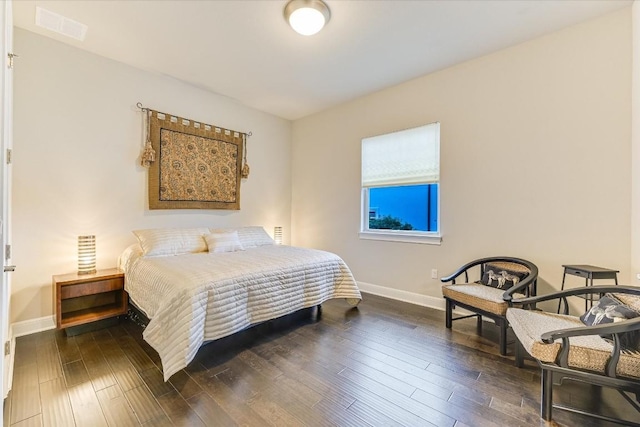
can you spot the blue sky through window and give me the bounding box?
[369,184,438,231]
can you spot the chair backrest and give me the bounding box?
[482,261,531,277]
[614,293,640,313]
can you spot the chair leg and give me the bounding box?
[499,320,507,356]
[515,338,524,368]
[445,299,453,329]
[541,368,553,421]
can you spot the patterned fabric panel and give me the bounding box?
[442,283,523,315]
[159,129,238,203]
[507,308,640,379]
[133,228,209,257]
[204,231,245,253]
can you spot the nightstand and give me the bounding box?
[53,268,127,329]
[556,264,619,314]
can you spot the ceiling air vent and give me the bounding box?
[35,7,87,42]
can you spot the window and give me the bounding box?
[360,122,441,244]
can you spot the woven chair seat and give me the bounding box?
[442,283,524,316]
[507,308,640,379]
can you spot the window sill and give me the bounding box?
[359,230,442,245]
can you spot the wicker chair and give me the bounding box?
[507,286,640,426]
[441,256,538,355]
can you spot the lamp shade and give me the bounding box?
[284,0,331,36]
[78,235,96,275]
[274,227,283,245]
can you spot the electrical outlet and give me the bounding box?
[636,273,640,281]
[431,269,438,279]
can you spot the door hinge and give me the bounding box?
[6,149,11,164]
[4,341,9,356]
[5,244,10,260]
[7,53,18,70]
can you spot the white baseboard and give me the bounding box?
[11,315,55,338]
[4,316,54,398]
[7,315,55,395]
[357,281,473,316]
[4,324,13,399]
[357,281,447,311]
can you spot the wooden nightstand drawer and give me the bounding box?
[60,277,123,299]
[565,268,589,278]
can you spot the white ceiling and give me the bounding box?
[12,0,632,121]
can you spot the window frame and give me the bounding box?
[359,188,442,245]
[359,122,442,245]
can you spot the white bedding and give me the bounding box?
[118,244,362,380]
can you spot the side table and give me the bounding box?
[557,264,619,314]
[53,268,127,330]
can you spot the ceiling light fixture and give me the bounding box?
[284,0,331,36]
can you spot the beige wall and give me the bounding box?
[632,1,640,287]
[291,9,632,302]
[11,28,292,323]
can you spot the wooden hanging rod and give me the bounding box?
[136,102,252,137]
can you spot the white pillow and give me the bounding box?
[133,228,209,257]
[237,226,275,247]
[209,226,274,248]
[204,231,245,253]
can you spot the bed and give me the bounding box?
[118,226,362,380]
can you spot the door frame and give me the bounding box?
[1,0,14,404]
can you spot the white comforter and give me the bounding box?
[118,244,362,380]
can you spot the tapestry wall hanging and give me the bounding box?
[137,104,250,210]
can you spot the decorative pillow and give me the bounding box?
[133,228,209,257]
[580,293,640,351]
[480,262,528,290]
[204,231,245,253]
[209,226,274,248]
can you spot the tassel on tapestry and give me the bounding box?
[241,133,250,178]
[140,109,156,167]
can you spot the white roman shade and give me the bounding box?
[362,122,440,188]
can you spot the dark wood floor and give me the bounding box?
[4,292,639,427]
